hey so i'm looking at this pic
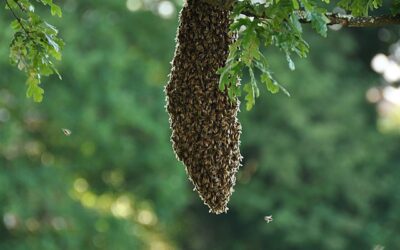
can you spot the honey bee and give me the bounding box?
[165,0,242,214]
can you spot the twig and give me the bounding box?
[14,0,27,13]
[4,0,29,34]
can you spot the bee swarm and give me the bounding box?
[165,0,242,214]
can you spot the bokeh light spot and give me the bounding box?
[157,1,175,19]
[111,195,133,218]
[383,61,400,83]
[126,0,142,12]
[74,178,89,193]
[371,53,389,74]
[383,86,400,105]
[366,87,381,103]
[3,213,18,230]
[137,209,156,225]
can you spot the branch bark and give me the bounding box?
[299,13,400,28]
[242,11,400,28]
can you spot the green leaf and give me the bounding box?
[241,24,260,66]
[289,13,302,33]
[299,0,313,11]
[218,60,240,93]
[230,18,251,31]
[218,67,231,91]
[50,3,62,17]
[44,21,59,34]
[26,75,44,102]
[261,73,279,94]
[11,20,21,30]
[292,0,300,9]
[310,11,329,37]
[243,83,255,110]
[286,53,295,70]
[45,34,60,52]
[337,0,381,16]
[248,67,259,97]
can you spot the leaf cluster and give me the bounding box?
[6,0,63,102]
[2,0,398,105]
[218,0,386,109]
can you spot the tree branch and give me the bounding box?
[202,0,235,9]
[300,13,400,28]
[200,0,400,28]
[242,11,400,28]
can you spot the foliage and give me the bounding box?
[0,1,182,248]
[174,31,400,250]
[2,0,396,107]
[219,0,387,109]
[5,0,63,102]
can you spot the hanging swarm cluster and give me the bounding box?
[165,0,242,214]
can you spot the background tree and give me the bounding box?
[1,0,400,249]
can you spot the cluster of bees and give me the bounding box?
[165,0,242,214]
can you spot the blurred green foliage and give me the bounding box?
[1,0,400,249]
